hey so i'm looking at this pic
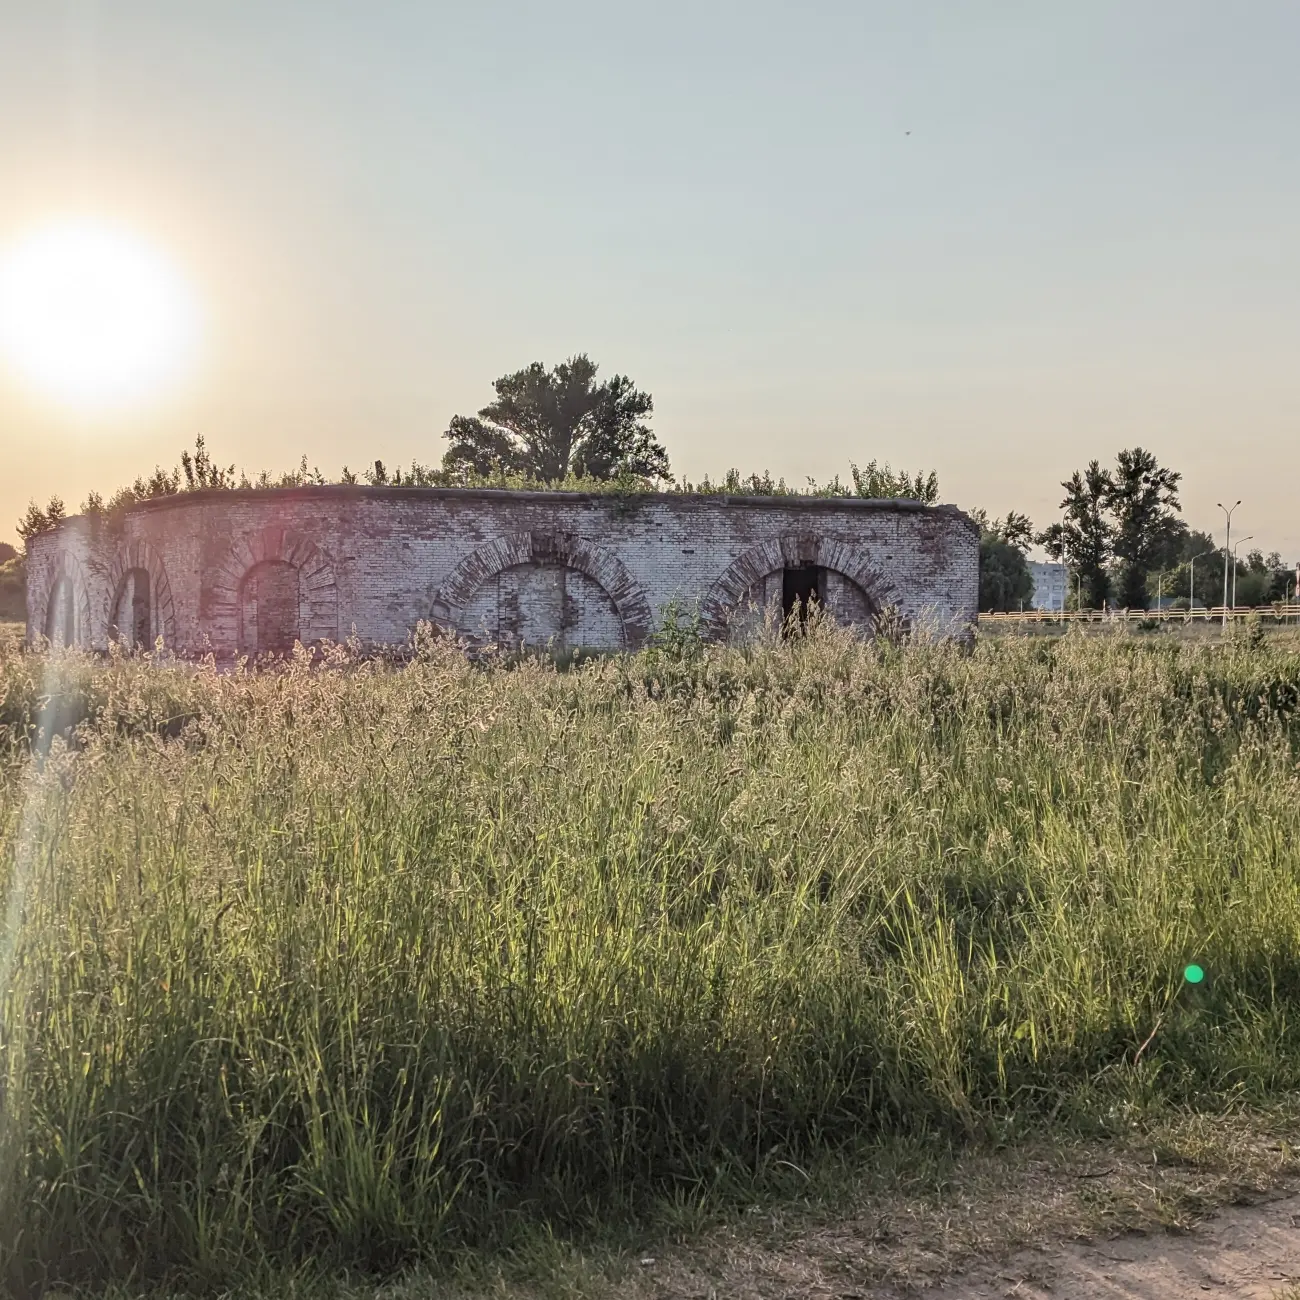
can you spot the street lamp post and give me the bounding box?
[1217,500,1242,629]
[1231,536,1254,610]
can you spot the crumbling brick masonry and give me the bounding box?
[25,486,978,654]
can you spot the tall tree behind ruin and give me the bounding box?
[972,509,1035,612]
[441,355,670,482]
[1039,461,1114,609]
[1037,448,1186,609]
[1108,447,1184,608]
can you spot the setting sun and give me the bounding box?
[0,218,200,412]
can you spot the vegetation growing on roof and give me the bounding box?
[15,433,941,540]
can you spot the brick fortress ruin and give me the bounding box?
[25,486,978,655]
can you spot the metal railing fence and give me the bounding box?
[979,604,1300,625]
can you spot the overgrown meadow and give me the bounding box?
[1,621,1299,1294]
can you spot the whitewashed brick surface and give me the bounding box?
[25,487,978,653]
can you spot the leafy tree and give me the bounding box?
[1163,528,1222,609]
[16,497,66,542]
[972,509,1034,612]
[1109,447,1183,607]
[996,509,1035,551]
[0,552,23,621]
[181,434,236,490]
[1038,461,1113,609]
[980,539,1033,613]
[101,467,182,514]
[1235,550,1293,607]
[442,354,670,482]
[1234,568,1270,609]
[848,460,940,503]
[1036,449,1185,609]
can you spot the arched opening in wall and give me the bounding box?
[44,576,76,647]
[111,568,153,650]
[458,562,625,653]
[733,566,878,642]
[239,560,300,654]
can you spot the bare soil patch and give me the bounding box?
[917,1192,1300,1299]
[539,1115,1300,1300]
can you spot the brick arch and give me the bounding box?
[104,540,177,648]
[33,550,94,648]
[207,527,338,651]
[431,531,654,648]
[701,534,905,638]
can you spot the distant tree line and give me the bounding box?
[0,542,22,622]
[978,446,1295,613]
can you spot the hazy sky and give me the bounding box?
[1,1,1297,557]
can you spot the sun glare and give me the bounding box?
[0,218,200,412]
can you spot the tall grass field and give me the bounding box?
[1,622,1299,1294]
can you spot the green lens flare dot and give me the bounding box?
[1184,964,1205,984]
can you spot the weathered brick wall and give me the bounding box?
[25,487,979,653]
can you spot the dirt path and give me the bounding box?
[617,1122,1300,1300]
[915,1192,1300,1299]
[632,1195,1300,1299]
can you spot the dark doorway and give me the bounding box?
[112,568,153,648]
[110,569,153,649]
[782,565,823,632]
[131,571,151,648]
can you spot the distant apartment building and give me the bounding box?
[1027,561,1069,611]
